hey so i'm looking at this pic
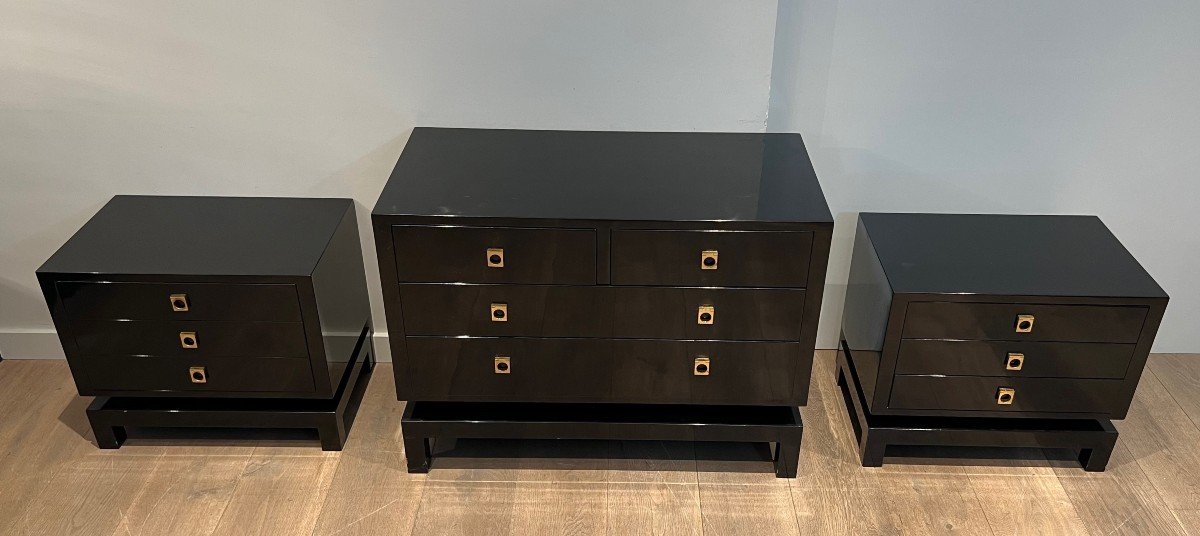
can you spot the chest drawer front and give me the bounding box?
[896,340,1135,379]
[406,338,797,405]
[58,282,302,322]
[901,302,1147,343]
[889,376,1125,414]
[392,225,596,284]
[71,320,308,358]
[610,230,812,287]
[75,356,314,394]
[399,284,805,341]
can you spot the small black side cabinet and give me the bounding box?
[38,196,375,450]
[839,213,1167,470]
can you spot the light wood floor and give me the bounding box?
[1,351,1199,535]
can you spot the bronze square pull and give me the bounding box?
[170,293,189,312]
[700,250,718,270]
[1005,352,1025,371]
[188,366,207,384]
[179,331,198,349]
[487,248,504,268]
[1015,314,1035,333]
[490,303,508,322]
[494,356,511,374]
[694,357,711,376]
[697,305,715,325]
[997,387,1016,405]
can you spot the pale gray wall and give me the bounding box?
[770,0,1200,352]
[0,1,779,358]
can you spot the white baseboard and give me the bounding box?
[0,330,397,362]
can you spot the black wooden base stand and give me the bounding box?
[87,351,374,451]
[836,350,1117,471]
[401,402,804,478]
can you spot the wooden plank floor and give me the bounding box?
[1,351,1198,535]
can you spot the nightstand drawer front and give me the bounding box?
[399,284,805,341]
[611,230,812,287]
[901,302,1147,343]
[889,376,1125,414]
[896,340,1135,379]
[71,320,308,358]
[392,225,597,284]
[76,356,314,393]
[58,282,302,322]
[406,338,798,405]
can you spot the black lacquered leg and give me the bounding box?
[92,424,126,449]
[859,438,886,467]
[318,419,348,451]
[1080,446,1113,472]
[774,440,801,478]
[404,434,431,473]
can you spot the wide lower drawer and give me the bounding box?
[72,356,314,394]
[399,284,805,341]
[70,320,309,358]
[406,338,799,405]
[58,282,302,322]
[610,229,812,288]
[901,302,1147,343]
[896,340,1136,378]
[392,225,597,284]
[888,375,1126,414]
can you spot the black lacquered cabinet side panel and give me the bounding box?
[839,220,895,407]
[310,204,374,395]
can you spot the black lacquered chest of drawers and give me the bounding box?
[373,128,833,477]
[838,213,1167,470]
[38,196,375,450]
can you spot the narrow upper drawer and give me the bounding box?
[58,282,302,322]
[901,302,1148,343]
[392,225,597,284]
[610,230,812,287]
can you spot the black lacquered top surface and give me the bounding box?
[39,196,351,276]
[373,128,832,223]
[859,213,1166,298]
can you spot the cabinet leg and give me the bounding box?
[1080,446,1113,472]
[774,440,801,478]
[404,434,431,473]
[318,420,347,451]
[92,424,126,449]
[859,438,886,467]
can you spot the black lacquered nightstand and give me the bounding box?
[38,196,374,450]
[838,213,1167,470]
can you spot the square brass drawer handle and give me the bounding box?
[1005,352,1025,371]
[697,305,715,325]
[694,357,710,376]
[997,387,1016,405]
[494,356,511,374]
[179,331,198,349]
[700,250,718,270]
[487,248,504,268]
[170,293,189,312]
[1015,314,1035,333]
[490,303,508,322]
[188,366,207,384]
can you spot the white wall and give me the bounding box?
[770,0,1200,352]
[0,1,779,358]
